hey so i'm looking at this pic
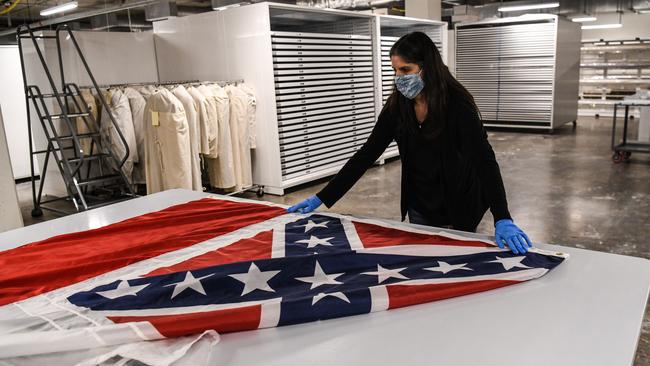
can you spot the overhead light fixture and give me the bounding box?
[213,4,240,11]
[212,0,249,11]
[581,23,622,29]
[497,2,559,12]
[40,1,78,16]
[571,16,597,22]
[637,9,650,14]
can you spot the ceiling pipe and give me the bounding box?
[0,0,160,37]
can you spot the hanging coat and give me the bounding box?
[172,85,203,191]
[143,88,192,194]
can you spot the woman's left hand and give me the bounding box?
[495,219,533,254]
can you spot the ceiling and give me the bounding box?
[1,0,649,39]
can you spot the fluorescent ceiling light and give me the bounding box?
[40,1,78,16]
[212,2,248,11]
[637,9,650,13]
[497,2,559,12]
[581,23,623,29]
[213,4,240,10]
[571,16,597,22]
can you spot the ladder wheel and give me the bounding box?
[31,208,43,218]
[256,187,264,197]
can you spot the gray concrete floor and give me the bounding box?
[17,116,650,364]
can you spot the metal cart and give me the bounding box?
[611,100,650,163]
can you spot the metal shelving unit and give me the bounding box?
[375,15,447,160]
[579,39,650,118]
[455,14,581,131]
[611,101,650,162]
[272,29,376,183]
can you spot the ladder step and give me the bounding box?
[19,35,58,39]
[54,132,101,141]
[44,112,90,120]
[30,92,78,99]
[68,153,109,164]
[77,174,124,187]
[33,145,78,154]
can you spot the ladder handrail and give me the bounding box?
[56,24,131,170]
[16,24,86,173]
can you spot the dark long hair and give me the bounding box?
[388,31,479,139]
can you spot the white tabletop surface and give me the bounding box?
[1,189,648,366]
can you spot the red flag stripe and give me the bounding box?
[108,305,262,337]
[144,230,274,277]
[0,198,285,306]
[386,280,518,309]
[354,221,492,248]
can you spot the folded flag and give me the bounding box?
[0,196,567,358]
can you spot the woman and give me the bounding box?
[288,32,532,255]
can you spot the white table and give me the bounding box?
[1,189,648,366]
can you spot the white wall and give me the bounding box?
[0,45,38,179]
[581,12,650,41]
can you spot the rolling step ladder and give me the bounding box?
[17,24,136,217]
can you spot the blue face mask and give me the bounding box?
[395,71,424,99]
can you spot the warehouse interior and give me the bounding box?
[0,0,649,365]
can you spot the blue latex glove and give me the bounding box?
[287,195,322,214]
[495,219,533,254]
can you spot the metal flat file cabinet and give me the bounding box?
[455,14,581,131]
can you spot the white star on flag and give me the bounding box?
[312,292,350,305]
[299,220,329,233]
[296,235,335,248]
[362,264,409,284]
[489,256,532,271]
[163,271,214,299]
[424,261,473,274]
[96,280,149,300]
[295,261,345,290]
[229,262,281,296]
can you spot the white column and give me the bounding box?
[0,106,24,232]
[405,0,441,21]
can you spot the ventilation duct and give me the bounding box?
[145,0,178,21]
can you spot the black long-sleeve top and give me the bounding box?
[316,92,512,232]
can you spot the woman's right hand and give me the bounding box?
[287,195,322,214]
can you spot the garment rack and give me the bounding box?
[79,79,245,90]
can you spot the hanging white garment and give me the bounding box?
[202,85,236,190]
[237,83,258,149]
[187,86,213,156]
[172,85,203,191]
[143,88,192,194]
[225,84,253,190]
[197,85,220,158]
[122,87,147,185]
[99,88,138,182]
[137,85,157,101]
